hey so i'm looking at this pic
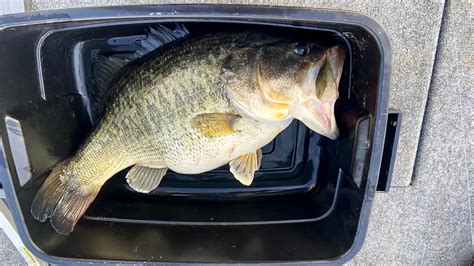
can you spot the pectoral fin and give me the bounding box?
[126,165,167,193]
[191,113,241,138]
[229,149,262,186]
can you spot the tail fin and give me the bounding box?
[31,162,98,235]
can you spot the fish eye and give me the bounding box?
[293,43,309,56]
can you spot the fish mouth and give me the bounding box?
[291,46,345,140]
[301,59,326,97]
[301,97,339,140]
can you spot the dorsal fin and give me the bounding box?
[92,23,190,93]
[93,55,129,95]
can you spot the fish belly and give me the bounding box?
[162,124,283,174]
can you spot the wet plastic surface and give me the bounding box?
[0,5,391,264]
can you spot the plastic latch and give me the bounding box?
[351,116,370,188]
[377,110,402,192]
[0,183,4,199]
[0,182,4,199]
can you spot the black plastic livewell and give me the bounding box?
[0,5,391,264]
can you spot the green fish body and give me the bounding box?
[31,30,346,235]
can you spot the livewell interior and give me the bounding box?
[2,20,379,262]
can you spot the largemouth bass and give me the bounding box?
[31,29,346,235]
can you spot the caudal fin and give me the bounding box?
[31,162,98,235]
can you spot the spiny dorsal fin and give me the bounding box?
[126,165,168,193]
[229,149,262,186]
[142,24,189,51]
[93,55,129,94]
[191,113,241,138]
[92,24,190,93]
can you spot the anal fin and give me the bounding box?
[229,149,262,186]
[126,165,167,193]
